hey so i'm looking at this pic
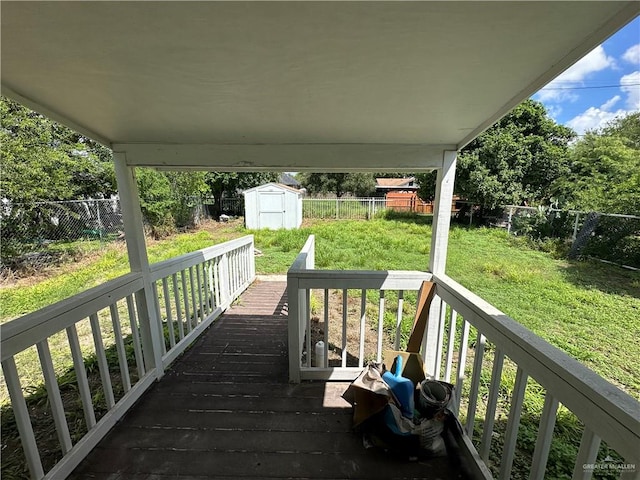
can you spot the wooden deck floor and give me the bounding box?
[70,279,466,480]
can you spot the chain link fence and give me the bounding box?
[1,197,233,273]
[493,205,640,269]
[5,196,636,272]
[1,199,125,272]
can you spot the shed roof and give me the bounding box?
[2,1,638,171]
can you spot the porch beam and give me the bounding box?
[113,151,164,378]
[112,143,455,172]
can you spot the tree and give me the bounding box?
[1,96,118,262]
[134,168,210,236]
[205,172,280,219]
[415,172,437,201]
[455,100,574,212]
[1,96,216,240]
[601,111,640,149]
[165,171,209,226]
[559,113,640,214]
[0,96,116,203]
[135,168,175,236]
[299,173,376,197]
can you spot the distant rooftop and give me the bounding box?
[376,177,417,190]
[279,173,301,188]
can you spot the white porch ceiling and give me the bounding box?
[1,1,638,171]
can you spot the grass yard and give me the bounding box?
[2,216,638,398]
[1,215,638,479]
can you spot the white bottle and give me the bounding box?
[314,340,325,367]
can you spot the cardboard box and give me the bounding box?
[406,281,436,353]
[380,281,435,386]
[383,350,426,387]
[342,364,397,428]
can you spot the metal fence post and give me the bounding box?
[95,200,103,240]
[507,207,514,234]
[572,212,581,242]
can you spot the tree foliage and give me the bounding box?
[455,100,574,210]
[298,173,376,197]
[601,111,640,149]
[1,96,116,203]
[135,169,210,236]
[560,113,640,215]
[415,172,438,201]
[205,172,280,219]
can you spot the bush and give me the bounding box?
[511,206,574,240]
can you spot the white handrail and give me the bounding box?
[1,273,144,362]
[149,235,254,281]
[287,235,432,382]
[1,235,256,480]
[433,272,640,464]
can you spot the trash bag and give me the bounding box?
[360,403,448,458]
[343,363,452,459]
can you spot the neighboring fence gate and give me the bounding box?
[302,197,387,220]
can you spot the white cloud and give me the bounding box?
[545,104,563,119]
[566,69,640,135]
[535,87,577,104]
[620,71,640,109]
[555,45,616,83]
[566,106,628,135]
[600,95,621,111]
[536,45,616,103]
[622,44,640,65]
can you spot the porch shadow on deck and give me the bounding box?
[70,280,464,480]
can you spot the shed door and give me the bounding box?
[259,192,285,229]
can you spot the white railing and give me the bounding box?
[287,235,640,479]
[287,235,431,382]
[1,235,255,480]
[432,274,640,480]
[149,235,255,368]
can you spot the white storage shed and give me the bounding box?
[243,183,303,230]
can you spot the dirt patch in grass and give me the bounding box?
[304,289,401,367]
[196,217,245,239]
[0,219,243,290]
[0,241,128,289]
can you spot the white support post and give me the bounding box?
[220,253,231,306]
[287,274,301,383]
[429,150,457,275]
[424,150,457,375]
[113,151,164,379]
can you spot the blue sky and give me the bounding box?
[533,16,639,135]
